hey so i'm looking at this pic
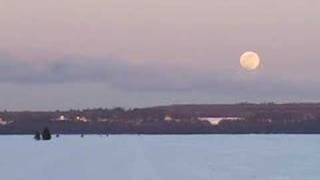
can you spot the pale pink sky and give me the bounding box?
[0,0,320,110]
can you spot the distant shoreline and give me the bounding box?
[2,103,320,135]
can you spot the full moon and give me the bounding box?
[240,51,261,71]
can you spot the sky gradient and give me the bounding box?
[1,0,320,110]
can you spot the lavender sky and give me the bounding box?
[0,0,320,110]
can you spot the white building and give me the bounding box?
[52,115,70,121]
[0,118,13,126]
[198,117,241,126]
[164,115,173,121]
[75,116,90,122]
[59,115,66,121]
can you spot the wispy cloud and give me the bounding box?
[0,52,315,97]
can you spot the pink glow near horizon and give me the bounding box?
[1,0,320,109]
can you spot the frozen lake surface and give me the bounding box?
[0,135,319,180]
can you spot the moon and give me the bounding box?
[240,51,261,71]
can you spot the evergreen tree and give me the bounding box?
[42,127,52,140]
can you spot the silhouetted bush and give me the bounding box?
[42,127,52,140]
[34,131,41,140]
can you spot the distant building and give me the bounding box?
[52,115,70,121]
[164,114,181,122]
[0,117,13,126]
[198,117,241,126]
[164,115,173,121]
[75,116,90,122]
[51,115,90,122]
[59,115,66,121]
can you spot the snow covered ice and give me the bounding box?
[0,135,319,180]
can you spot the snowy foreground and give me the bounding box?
[0,135,320,180]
